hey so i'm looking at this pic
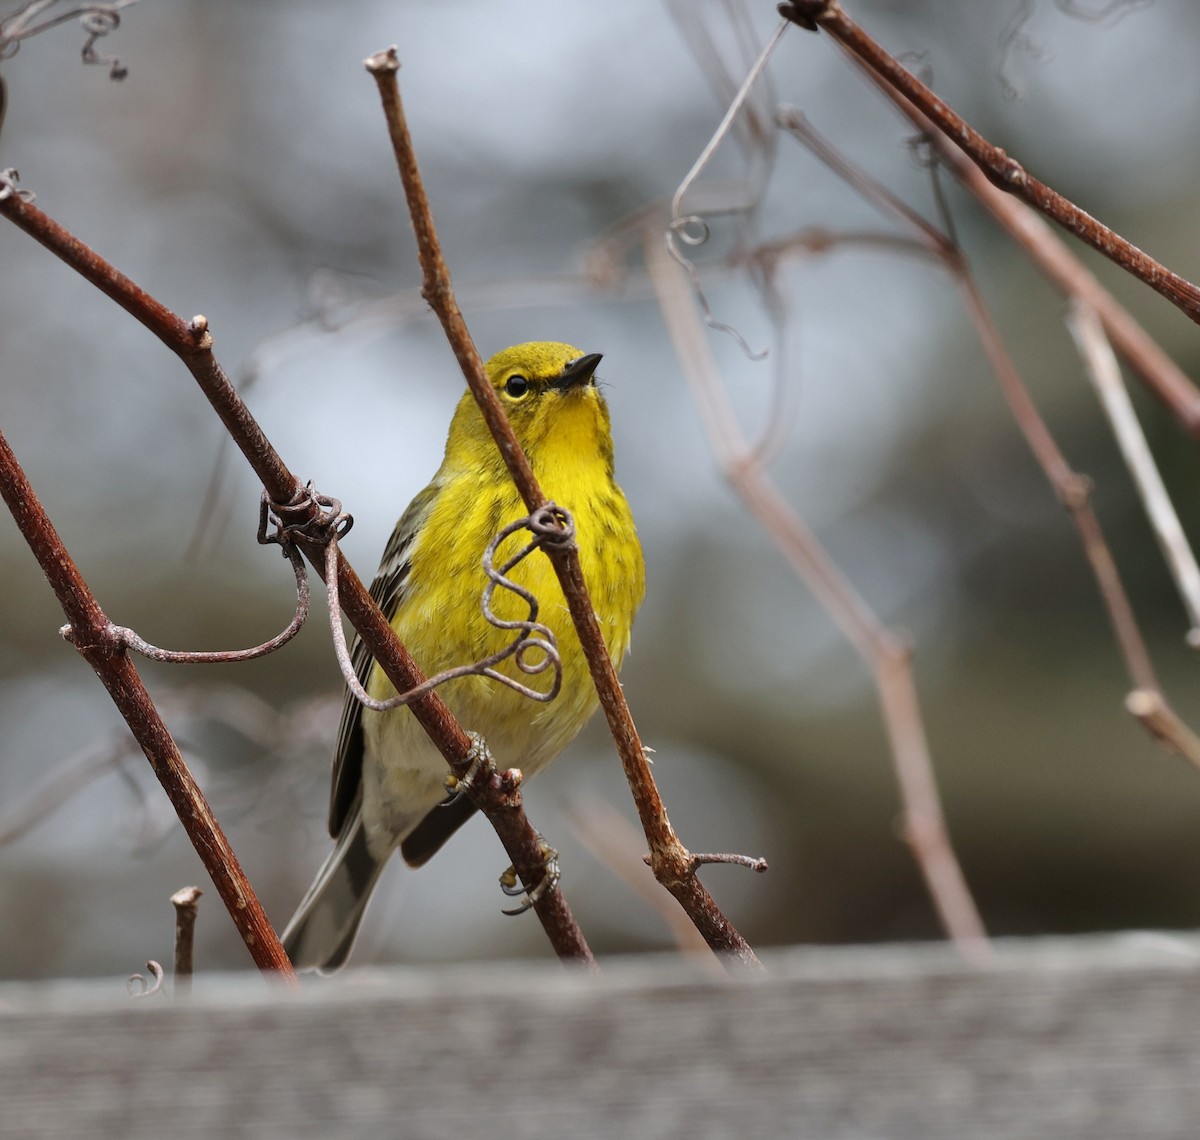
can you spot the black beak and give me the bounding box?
[553,352,603,391]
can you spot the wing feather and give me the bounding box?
[327,480,441,837]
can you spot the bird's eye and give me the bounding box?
[504,375,530,398]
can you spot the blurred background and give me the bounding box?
[3,0,1200,980]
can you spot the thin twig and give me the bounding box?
[170,885,201,996]
[669,19,786,225]
[0,183,592,965]
[366,47,763,969]
[689,852,769,873]
[643,229,991,964]
[1068,302,1200,646]
[666,18,788,358]
[780,1,1200,327]
[775,107,948,251]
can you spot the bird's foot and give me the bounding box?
[499,838,561,915]
[441,732,495,803]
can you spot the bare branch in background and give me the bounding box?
[1068,303,1200,648]
[952,262,1162,696]
[783,89,1200,771]
[644,229,991,966]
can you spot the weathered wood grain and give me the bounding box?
[2,934,1199,1138]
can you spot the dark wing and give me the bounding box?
[399,794,479,867]
[327,481,440,838]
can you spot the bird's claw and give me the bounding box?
[499,840,561,915]
[441,732,494,804]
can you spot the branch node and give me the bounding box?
[777,2,829,31]
[1057,472,1094,512]
[364,46,399,75]
[1123,689,1200,770]
[187,314,212,349]
[1000,154,1027,187]
[496,766,524,808]
[643,843,696,887]
[59,620,122,658]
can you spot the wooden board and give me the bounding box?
[3,934,1200,1138]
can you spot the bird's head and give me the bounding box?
[447,341,613,472]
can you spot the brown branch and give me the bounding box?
[366,47,762,969]
[780,1,1200,328]
[0,187,592,964]
[0,428,295,978]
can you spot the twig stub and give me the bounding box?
[364,46,399,75]
[172,886,202,995]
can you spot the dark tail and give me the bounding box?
[281,813,388,973]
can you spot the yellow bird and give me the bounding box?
[282,342,645,970]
